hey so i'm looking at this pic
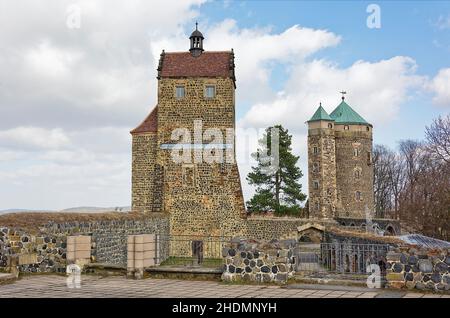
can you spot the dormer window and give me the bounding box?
[176,86,185,99]
[205,85,215,99]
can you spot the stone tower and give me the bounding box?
[130,25,246,238]
[307,96,374,219]
[307,104,337,219]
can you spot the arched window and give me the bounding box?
[355,191,362,201]
[354,169,361,179]
[344,125,350,130]
[328,123,333,129]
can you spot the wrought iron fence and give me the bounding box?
[294,243,389,276]
[155,234,230,268]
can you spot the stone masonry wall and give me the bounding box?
[386,246,450,292]
[245,217,309,241]
[222,238,295,283]
[157,77,246,239]
[0,215,169,273]
[308,127,337,219]
[335,129,374,218]
[131,133,158,214]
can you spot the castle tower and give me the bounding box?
[307,104,337,219]
[130,25,246,238]
[330,96,374,219]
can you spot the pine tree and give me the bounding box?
[246,125,307,216]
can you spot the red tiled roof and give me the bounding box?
[159,51,234,79]
[130,106,158,134]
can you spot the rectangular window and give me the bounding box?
[312,163,319,173]
[182,165,195,187]
[205,85,216,98]
[313,180,319,190]
[313,146,319,155]
[355,191,362,201]
[367,151,372,165]
[353,148,359,157]
[176,86,185,99]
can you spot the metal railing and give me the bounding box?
[294,243,389,275]
[155,234,230,268]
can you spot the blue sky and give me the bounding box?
[198,0,450,148]
[0,0,449,210]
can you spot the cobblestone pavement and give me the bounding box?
[0,275,448,298]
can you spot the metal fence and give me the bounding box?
[295,243,389,276]
[155,235,229,268]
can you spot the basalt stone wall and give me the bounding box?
[222,238,296,283]
[0,215,169,273]
[386,246,450,292]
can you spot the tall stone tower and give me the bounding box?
[307,96,374,220]
[307,104,337,219]
[131,25,246,238]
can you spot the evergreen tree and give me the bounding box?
[246,125,306,216]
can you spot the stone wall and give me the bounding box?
[308,125,337,219]
[245,217,310,241]
[156,77,247,239]
[222,238,295,283]
[0,214,169,273]
[334,129,374,218]
[131,132,158,214]
[336,217,400,235]
[386,246,450,292]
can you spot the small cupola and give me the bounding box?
[189,22,204,57]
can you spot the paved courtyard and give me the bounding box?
[0,275,448,298]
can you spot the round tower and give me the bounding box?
[307,103,337,219]
[330,96,374,219]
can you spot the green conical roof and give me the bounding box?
[329,100,369,125]
[308,105,333,122]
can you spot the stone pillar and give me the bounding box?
[66,236,91,266]
[127,234,157,279]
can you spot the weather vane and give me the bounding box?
[340,91,347,100]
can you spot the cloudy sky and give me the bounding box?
[0,0,449,210]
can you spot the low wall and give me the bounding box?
[386,246,450,292]
[222,238,296,283]
[0,213,169,273]
[245,217,320,240]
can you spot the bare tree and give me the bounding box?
[425,114,450,164]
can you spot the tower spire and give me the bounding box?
[189,22,204,57]
[340,91,347,101]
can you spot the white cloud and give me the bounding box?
[428,68,450,107]
[0,127,70,150]
[151,19,341,102]
[434,14,450,30]
[241,56,425,131]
